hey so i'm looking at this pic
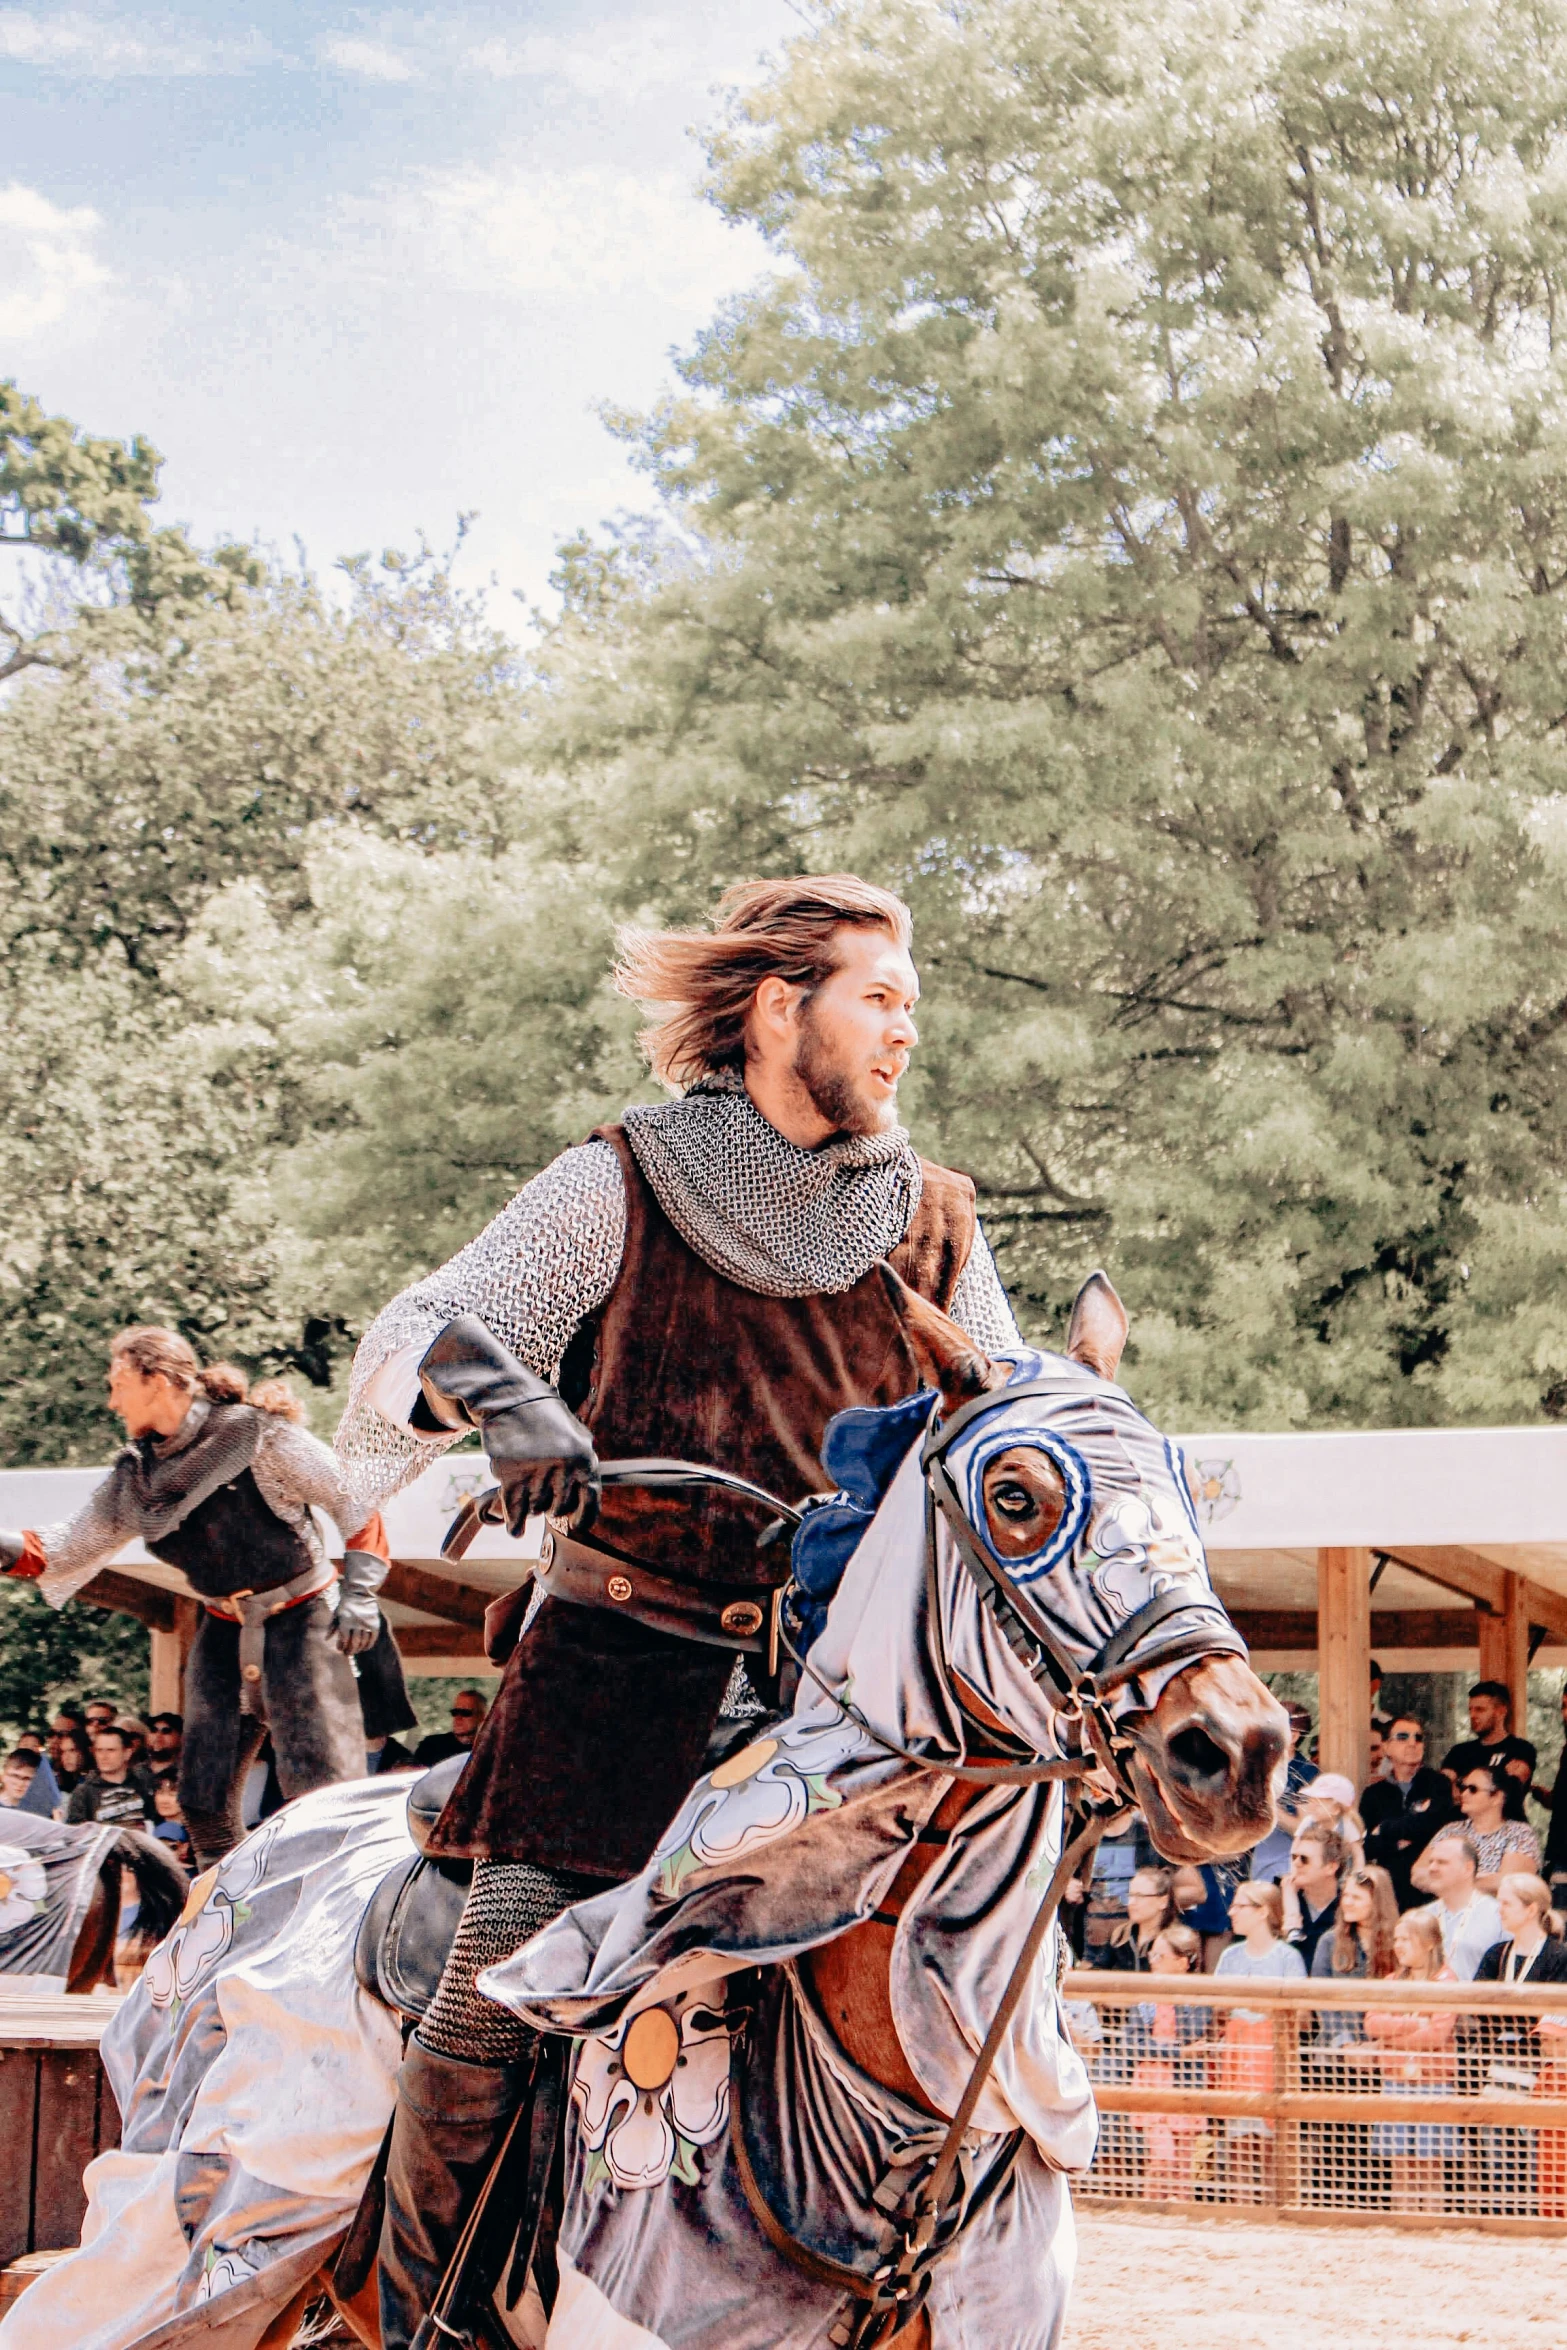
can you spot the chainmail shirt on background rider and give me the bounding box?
[336,1077,1020,1516]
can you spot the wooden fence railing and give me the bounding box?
[0,1993,120,2269]
[1062,1967,1567,2234]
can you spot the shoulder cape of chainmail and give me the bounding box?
[618,1069,924,1299]
[105,1398,264,1542]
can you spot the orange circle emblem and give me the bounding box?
[179,1866,221,1926]
[710,1736,779,1791]
[621,2007,681,2092]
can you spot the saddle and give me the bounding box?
[354,1755,473,2022]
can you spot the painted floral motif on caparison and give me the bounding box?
[572,1987,735,2193]
[651,1714,867,1898]
[0,1845,47,1936]
[143,1816,281,2012]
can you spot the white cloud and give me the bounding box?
[464,13,775,103]
[0,9,268,75]
[0,183,108,337]
[322,34,415,83]
[367,161,766,309]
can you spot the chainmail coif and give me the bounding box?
[621,1070,923,1298]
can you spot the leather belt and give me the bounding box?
[202,1560,338,1717]
[535,1526,784,1673]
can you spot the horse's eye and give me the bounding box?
[992,1482,1035,1518]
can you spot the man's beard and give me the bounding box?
[793,1006,898,1137]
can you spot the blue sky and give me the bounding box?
[0,2,794,613]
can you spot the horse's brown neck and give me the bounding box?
[801,1778,983,2118]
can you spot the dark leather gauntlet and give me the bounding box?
[413,1315,600,1536]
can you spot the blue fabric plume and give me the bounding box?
[787,1388,934,1653]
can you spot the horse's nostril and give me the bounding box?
[1166,1724,1231,1785]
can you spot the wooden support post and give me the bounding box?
[1477,1569,1529,1735]
[1317,1547,1372,1792]
[148,1630,183,1716]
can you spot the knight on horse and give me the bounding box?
[334,874,1023,2348]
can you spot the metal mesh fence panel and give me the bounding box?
[1061,1969,1567,2230]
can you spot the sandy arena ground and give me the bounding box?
[1068,2208,1567,2349]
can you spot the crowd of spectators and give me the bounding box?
[1063,1674,1567,2214]
[0,1684,493,1878]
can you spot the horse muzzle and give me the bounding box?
[1121,1653,1288,1863]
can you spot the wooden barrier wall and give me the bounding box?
[0,1999,120,2267]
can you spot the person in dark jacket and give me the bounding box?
[1361,1716,1455,1906]
[410,1688,489,1767]
[1464,1874,1567,2208]
[2,1328,392,1868]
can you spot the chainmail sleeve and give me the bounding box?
[30,1473,142,1610]
[252,1418,378,1561]
[334,1140,628,1514]
[947,1223,1023,1352]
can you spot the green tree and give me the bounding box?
[0,378,260,684]
[498,0,1567,1431]
[193,838,642,1351]
[0,441,535,1459]
[0,1580,148,1749]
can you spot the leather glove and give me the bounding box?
[413,1314,600,1537]
[328,1548,385,1656]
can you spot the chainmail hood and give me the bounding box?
[619,1071,924,1298]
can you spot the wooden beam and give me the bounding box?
[1233,1609,1479,1651]
[395,1623,489,1660]
[1374,1544,1508,1611]
[1478,1568,1530,1729]
[381,1561,490,1630]
[76,1569,174,1632]
[1317,1547,1371,1791]
[1372,1546,1567,1645]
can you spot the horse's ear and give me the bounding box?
[1065,1270,1128,1382]
[879,1263,1007,1414]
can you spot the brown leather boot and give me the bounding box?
[377,2038,530,2350]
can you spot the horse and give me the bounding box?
[0,1271,1285,2350]
[0,1807,187,1994]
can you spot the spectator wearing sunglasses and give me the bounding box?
[412,1687,490,1767]
[1421,1763,1539,1895]
[1361,1718,1455,1908]
[1283,1824,1345,1972]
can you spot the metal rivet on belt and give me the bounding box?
[607,1574,633,1603]
[242,1663,262,1682]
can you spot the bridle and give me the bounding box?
[447,1401,1249,2350]
[918,1377,1248,1803]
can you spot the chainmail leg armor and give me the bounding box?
[415,1859,610,2064]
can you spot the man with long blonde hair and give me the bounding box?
[339,874,1020,2349]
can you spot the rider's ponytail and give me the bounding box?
[111,1328,301,1419]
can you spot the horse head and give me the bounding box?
[886,1267,1286,1864]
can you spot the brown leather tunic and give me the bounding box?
[426,1124,976,1878]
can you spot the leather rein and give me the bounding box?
[445,1406,1247,2347]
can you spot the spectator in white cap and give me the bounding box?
[1301,1772,1366,1863]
